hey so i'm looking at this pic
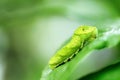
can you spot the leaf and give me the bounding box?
[80,60,120,80]
[40,19,120,80]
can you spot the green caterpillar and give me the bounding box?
[49,26,98,70]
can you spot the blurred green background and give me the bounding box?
[0,0,120,80]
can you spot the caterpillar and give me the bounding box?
[49,25,98,70]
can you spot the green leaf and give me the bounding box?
[40,19,120,80]
[80,60,120,80]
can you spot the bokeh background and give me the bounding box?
[0,0,120,80]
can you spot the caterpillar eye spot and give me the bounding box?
[82,28,85,31]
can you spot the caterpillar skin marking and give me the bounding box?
[49,26,98,70]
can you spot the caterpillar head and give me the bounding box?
[74,26,98,40]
